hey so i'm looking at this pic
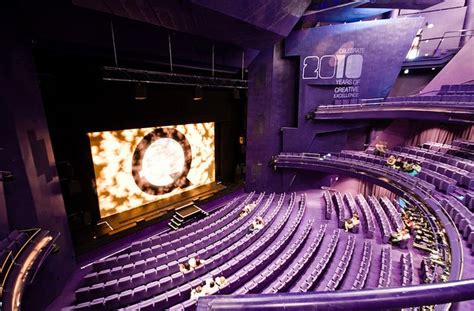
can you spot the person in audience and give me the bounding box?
[250,216,265,232]
[215,275,227,287]
[402,160,414,173]
[240,205,251,217]
[411,161,422,175]
[394,157,404,170]
[390,228,411,245]
[190,285,205,300]
[386,155,396,167]
[374,140,387,157]
[189,256,205,269]
[179,262,191,273]
[344,213,360,232]
[203,278,218,295]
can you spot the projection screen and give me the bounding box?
[88,122,215,218]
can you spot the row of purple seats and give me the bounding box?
[71,194,296,310]
[292,229,340,292]
[380,197,405,232]
[383,148,473,189]
[76,194,284,303]
[377,247,392,288]
[438,84,474,95]
[441,197,474,249]
[84,193,274,286]
[336,152,436,195]
[332,192,348,229]
[127,192,253,253]
[355,194,375,238]
[401,252,414,286]
[352,240,373,289]
[263,224,327,294]
[418,169,457,194]
[367,196,392,243]
[323,191,333,220]
[423,142,474,159]
[234,219,314,295]
[370,147,469,193]
[221,198,308,295]
[453,139,474,151]
[343,193,359,233]
[131,194,302,311]
[325,235,355,291]
[395,146,474,173]
[97,195,246,268]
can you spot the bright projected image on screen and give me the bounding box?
[88,122,215,218]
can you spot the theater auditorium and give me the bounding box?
[1,1,474,310]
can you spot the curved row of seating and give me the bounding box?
[377,247,392,288]
[367,196,392,243]
[68,193,296,310]
[82,193,270,288]
[355,194,375,238]
[423,142,474,160]
[380,197,405,231]
[148,193,303,311]
[401,252,414,286]
[292,229,340,292]
[323,191,333,220]
[233,219,314,294]
[74,193,282,305]
[325,235,355,291]
[126,192,253,255]
[262,224,328,294]
[93,192,256,272]
[351,240,373,289]
[1,229,57,311]
[332,192,347,229]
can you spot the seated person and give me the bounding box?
[411,161,422,175]
[203,278,218,295]
[402,160,414,172]
[215,275,227,287]
[386,155,396,167]
[344,213,360,232]
[250,216,265,232]
[390,228,410,244]
[190,285,205,300]
[189,256,205,269]
[393,157,404,170]
[179,262,191,273]
[240,205,251,217]
[374,141,387,157]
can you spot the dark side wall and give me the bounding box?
[0,6,75,310]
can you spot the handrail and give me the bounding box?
[430,29,474,56]
[196,278,474,310]
[0,229,41,297]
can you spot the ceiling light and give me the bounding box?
[193,86,203,101]
[135,83,147,100]
[427,23,434,29]
[404,69,409,74]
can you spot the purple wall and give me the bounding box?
[422,38,474,93]
[246,18,423,192]
[0,5,75,310]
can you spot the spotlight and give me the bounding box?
[135,83,147,100]
[233,88,240,100]
[403,69,409,74]
[193,86,203,101]
[431,67,436,71]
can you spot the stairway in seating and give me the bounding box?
[168,204,209,230]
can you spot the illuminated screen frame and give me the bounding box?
[88,122,215,218]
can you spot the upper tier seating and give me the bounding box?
[1,229,57,311]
